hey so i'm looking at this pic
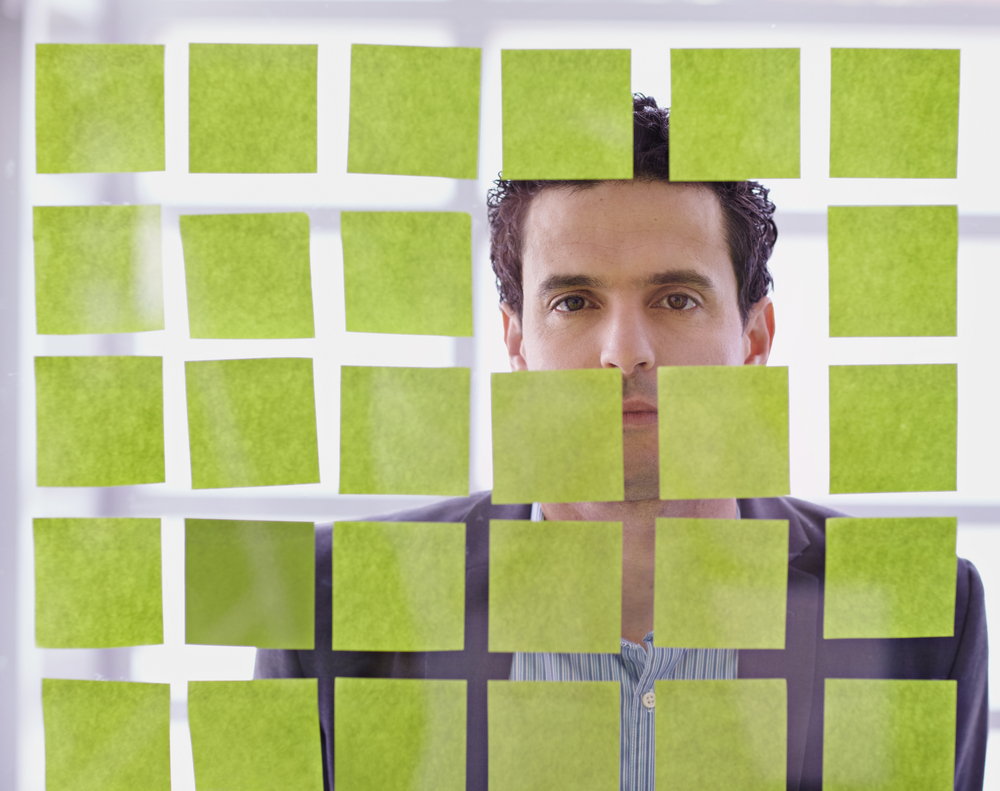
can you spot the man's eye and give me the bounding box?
[664,293,697,310]
[555,296,588,312]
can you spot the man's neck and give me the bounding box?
[540,498,738,646]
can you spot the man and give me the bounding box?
[256,95,988,790]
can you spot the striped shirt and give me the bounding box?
[509,502,739,791]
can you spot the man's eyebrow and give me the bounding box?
[639,269,717,291]
[537,269,717,293]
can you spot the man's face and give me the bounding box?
[501,180,774,501]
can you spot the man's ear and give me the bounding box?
[500,302,529,371]
[743,296,775,366]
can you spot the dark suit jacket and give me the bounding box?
[255,492,989,791]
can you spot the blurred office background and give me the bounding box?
[3,0,1000,788]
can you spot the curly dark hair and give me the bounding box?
[487,94,777,327]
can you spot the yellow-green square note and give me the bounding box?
[35,44,164,173]
[829,364,956,494]
[830,49,960,178]
[34,205,163,335]
[185,358,320,489]
[339,366,470,496]
[670,48,800,180]
[341,212,472,336]
[180,212,314,339]
[655,518,787,649]
[348,44,481,179]
[488,681,619,791]
[656,679,787,791]
[824,517,956,639]
[334,678,466,791]
[332,521,465,651]
[36,356,164,487]
[828,206,957,337]
[823,679,956,791]
[491,368,624,504]
[489,519,621,653]
[43,679,170,791]
[501,49,632,179]
[185,519,315,649]
[189,44,317,173]
[658,365,789,499]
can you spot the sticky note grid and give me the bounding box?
[32,40,972,791]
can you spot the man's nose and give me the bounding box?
[599,308,656,375]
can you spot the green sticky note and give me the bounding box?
[341,212,473,337]
[501,49,632,179]
[656,679,786,791]
[655,518,787,649]
[491,369,623,504]
[332,521,465,651]
[825,517,957,639]
[34,518,162,648]
[348,44,480,179]
[34,205,163,335]
[670,48,800,180]
[189,44,317,173]
[185,519,315,649]
[829,364,956,494]
[489,519,622,653]
[823,679,956,791]
[185,358,320,489]
[339,366,469,495]
[35,44,164,173]
[828,206,957,338]
[830,49,960,178]
[36,356,164,487]
[658,366,788,499]
[489,681,619,791]
[43,679,170,791]
[334,678,466,791]
[180,213,314,339]
[188,679,323,791]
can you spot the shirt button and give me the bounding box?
[642,692,655,710]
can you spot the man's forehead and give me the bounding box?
[520,181,732,286]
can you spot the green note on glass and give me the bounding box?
[43,679,170,791]
[36,356,164,487]
[655,518,787,649]
[825,517,956,639]
[348,44,480,179]
[36,44,164,173]
[180,213,314,339]
[829,364,956,494]
[656,679,786,791]
[658,366,788,499]
[491,369,623,504]
[829,206,957,337]
[335,678,466,791]
[189,44,317,173]
[670,48,800,180]
[188,679,323,791]
[34,518,162,648]
[185,358,320,489]
[34,205,163,335]
[489,681,619,791]
[339,366,469,495]
[830,49,960,178]
[501,49,632,179]
[332,521,465,651]
[489,519,621,653]
[823,679,956,791]
[185,519,315,649]
[341,212,473,337]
